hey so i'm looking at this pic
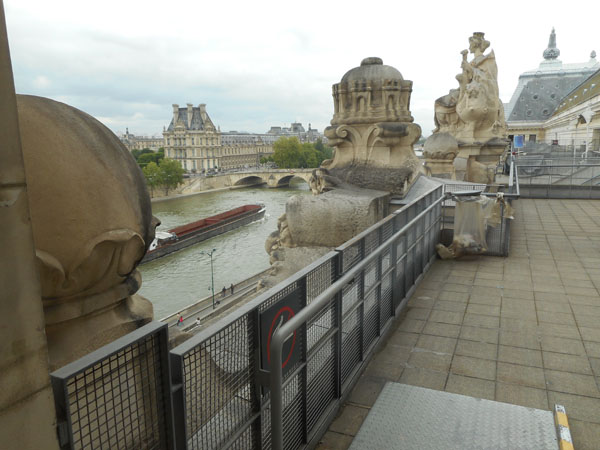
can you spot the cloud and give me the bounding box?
[4,0,599,137]
[32,75,50,89]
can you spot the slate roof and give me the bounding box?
[505,70,593,122]
[166,106,215,132]
[553,67,600,115]
[505,29,599,123]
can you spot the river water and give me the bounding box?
[138,182,311,319]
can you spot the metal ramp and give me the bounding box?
[349,383,559,450]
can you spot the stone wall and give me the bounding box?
[0,3,59,447]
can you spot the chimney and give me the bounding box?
[199,104,207,123]
[187,103,193,128]
[172,104,179,123]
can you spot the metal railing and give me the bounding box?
[268,187,444,449]
[50,322,174,450]
[50,185,445,450]
[514,139,600,157]
[515,156,600,199]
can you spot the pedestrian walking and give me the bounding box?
[230,283,234,294]
[177,314,183,326]
[195,317,201,327]
[221,286,226,298]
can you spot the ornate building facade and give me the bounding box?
[505,29,599,146]
[163,104,222,172]
[161,104,289,171]
[119,128,164,151]
[122,104,326,172]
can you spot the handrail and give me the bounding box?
[268,194,445,450]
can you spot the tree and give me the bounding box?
[300,142,319,168]
[137,151,163,167]
[159,158,185,195]
[272,137,302,168]
[142,161,161,197]
[132,148,153,160]
[314,138,333,162]
[271,137,326,169]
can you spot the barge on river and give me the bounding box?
[141,204,265,264]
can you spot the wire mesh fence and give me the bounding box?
[51,185,445,450]
[515,155,600,199]
[268,186,444,449]
[50,322,173,450]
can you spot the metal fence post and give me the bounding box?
[170,353,187,450]
[334,253,343,399]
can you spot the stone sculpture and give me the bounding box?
[424,32,508,183]
[263,58,421,285]
[17,95,155,370]
[323,57,422,196]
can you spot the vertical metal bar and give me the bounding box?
[159,328,176,450]
[359,265,365,362]
[499,201,505,257]
[299,275,308,445]
[569,162,574,198]
[376,250,382,337]
[50,376,73,450]
[334,254,343,398]
[250,309,263,448]
[390,231,399,314]
[270,338,284,450]
[170,353,187,450]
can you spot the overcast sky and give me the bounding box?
[5,0,599,137]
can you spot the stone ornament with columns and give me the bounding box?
[424,32,508,183]
[264,58,422,285]
[17,95,156,370]
[323,57,422,196]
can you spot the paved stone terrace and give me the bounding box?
[317,199,600,450]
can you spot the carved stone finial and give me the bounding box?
[543,27,560,60]
[17,95,155,369]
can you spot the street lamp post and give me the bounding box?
[200,248,219,309]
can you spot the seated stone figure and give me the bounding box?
[424,32,508,183]
[454,32,506,141]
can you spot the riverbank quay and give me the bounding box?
[319,198,600,450]
[150,183,249,204]
[160,269,268,330]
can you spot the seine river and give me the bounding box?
[138,182,311,319]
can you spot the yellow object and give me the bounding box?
[554,404,575,450]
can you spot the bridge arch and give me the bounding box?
[233,175,266,186]
[276,174,310,187]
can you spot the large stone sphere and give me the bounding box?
[17,95,153,301]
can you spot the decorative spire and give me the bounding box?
[543,27,560,60]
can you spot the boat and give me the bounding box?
[141,204,265,264]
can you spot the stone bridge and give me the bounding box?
[181,169,314,195]
[228,169,313,187]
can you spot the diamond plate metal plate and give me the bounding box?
[349,383,558,450]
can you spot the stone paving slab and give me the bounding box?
[317,199,600,450]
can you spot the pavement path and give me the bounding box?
[318,198,600,450]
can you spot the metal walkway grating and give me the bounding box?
[349,383,558,450]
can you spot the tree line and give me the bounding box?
[261,137,333,168]
[131,148,184,197]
